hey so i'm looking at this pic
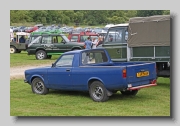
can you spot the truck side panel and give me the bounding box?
[71,66,127,91]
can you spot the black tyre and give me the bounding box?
[120,90,138,96]
[89,81,109,102]
[112,90,118,94]
[16,50,21,53]
[10,46,16,53]
[31,78,49,95]
[47,55,52,59]
[36,50,47,60]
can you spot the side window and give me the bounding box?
[56,55,74,67]
[52,36,58,43]
[80,36,85,42]
[42,36,52,44]
[71,36,78,42]
[104,28,125,43]
[57,36,64,43]
[125,30,128,41]
[81,36,89,42]
[81,51,108,65]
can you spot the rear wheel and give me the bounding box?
[10,46,16,53]
[120,90,138,96]
[89,81,109,102]
[36,50,47,60]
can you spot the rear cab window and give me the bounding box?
[81,50,108,65]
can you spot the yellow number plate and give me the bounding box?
[136,71,149,77]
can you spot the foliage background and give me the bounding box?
[10,10,170,26]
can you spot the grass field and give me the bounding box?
[10,78,170,116]
[10,51,60,67]
[10,52,171,116]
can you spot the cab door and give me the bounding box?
[41,35,54,54]
[47,54,74,89]
[51,35,68,53]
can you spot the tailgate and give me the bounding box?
[126,62,156,83]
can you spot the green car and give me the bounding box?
[27,32,85,60]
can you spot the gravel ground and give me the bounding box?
[10,64,51,80]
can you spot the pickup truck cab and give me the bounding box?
[24,48,157,102]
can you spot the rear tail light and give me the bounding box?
[150,79,156,84]
[122,69,127,78]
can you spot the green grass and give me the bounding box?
[10,78,170,116]
[10,51,60,67]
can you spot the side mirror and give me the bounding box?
[52,63,55,67]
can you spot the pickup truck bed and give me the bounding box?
[24,49,157,102]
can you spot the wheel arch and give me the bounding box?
[10,45,16,48]
[88,78,104,89]
[30,75,45,85]
[88,78,113,97]
[71,47,81,51]
[35,48,46,53]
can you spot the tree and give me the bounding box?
[62,16,70,25]
[137,10,164,17]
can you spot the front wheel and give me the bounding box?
[36,50,47,60]
[31,78,49,95]
[89,81,109,102]
[120,90,138,96]
[10,46,16,53]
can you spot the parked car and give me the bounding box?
[17,26,26,32]
[24,48,157,102]
[68,31,99,43]
[26,31,85,60]
[25,26,38,33]
[10,32,30,53]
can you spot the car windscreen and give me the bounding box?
[61,35,70,42]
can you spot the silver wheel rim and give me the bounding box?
[92,86,104,100]
[37,52,44,59]
[10,48,15,53]
[34,81,44,94]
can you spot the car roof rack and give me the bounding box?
[69,31,98,35]
[31,29,62,35]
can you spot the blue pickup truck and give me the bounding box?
[24,48,157,102]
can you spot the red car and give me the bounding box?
[25,26,38,33]
[68,31,99,43]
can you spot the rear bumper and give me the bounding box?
[127,83,157,90]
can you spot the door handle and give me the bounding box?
[66,69,70,72]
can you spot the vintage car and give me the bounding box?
[10,32,30,53]
[24,48,157,102]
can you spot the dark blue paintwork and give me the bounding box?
[24,49,157,92]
